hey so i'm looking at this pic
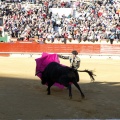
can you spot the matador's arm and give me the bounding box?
[58,54,69,59]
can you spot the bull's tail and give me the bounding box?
[77,69,96,82]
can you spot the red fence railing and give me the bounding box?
[0,43,120,55]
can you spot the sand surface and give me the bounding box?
[0,56,120,119]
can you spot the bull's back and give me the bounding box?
[42,62,69,80]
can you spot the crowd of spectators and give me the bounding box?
[0,0,120,44]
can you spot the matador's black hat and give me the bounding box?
[72,50,78,55]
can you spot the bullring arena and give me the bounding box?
[0,0,120,119]
[0,54,120,119]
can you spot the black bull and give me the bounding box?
[36,62,96,99]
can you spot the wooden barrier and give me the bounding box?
[0,43,120,55]
[100,44,120,55]
[0,43,100,54]
[0,53,10,57]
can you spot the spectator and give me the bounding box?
[0,0,120,44]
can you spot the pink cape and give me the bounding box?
[35,52,64,89]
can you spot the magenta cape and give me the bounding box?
[35,52,64,89]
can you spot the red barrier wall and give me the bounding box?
[100,44,120,55]
[0,43,120,55]
[0,43,100,54]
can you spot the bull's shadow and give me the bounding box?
[0,76,120,119]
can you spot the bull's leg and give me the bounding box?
[74,70,79,82]
[68,84,72,99]
[47,82,54,95]
[73,81,85,98]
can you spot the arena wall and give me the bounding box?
[0,43,120,57]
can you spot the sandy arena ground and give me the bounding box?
[0,56,120,119]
